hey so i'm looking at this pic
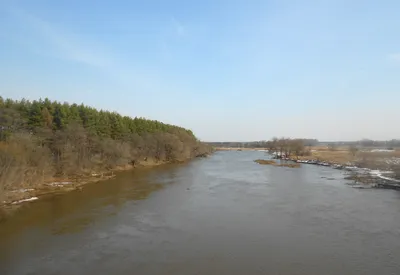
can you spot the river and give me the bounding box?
[1,151,400,275]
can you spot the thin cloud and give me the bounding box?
[6,6,170,94]
[171,16,185,36]
[9,7,112,69]
[388,53,400,62]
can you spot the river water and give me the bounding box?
[1,151,400,275]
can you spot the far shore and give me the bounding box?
[215,147,268,151]
[252,145,400,189]
[217,145,400,188]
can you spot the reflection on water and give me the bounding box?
[0,165,176,240]
[1,152,400,275]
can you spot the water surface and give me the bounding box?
[1,151,400,275]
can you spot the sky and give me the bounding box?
[1,0,400,142]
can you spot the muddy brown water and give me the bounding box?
[1,151,400,275]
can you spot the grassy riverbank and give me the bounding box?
[253,142,400,186]
[297,146,400,172]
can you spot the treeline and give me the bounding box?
[207,141,269,148]
[0,97,212,197]
[208,139,318,148]
[212,139,400,149]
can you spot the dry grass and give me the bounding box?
[298,149,353,164]
[297,147,400,170]
[359,150,400,158]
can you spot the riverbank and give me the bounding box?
[257,145,400,189]
[0,155,210,221]
[296,159,400,189]
[3,149,400,275]
[257,155,400,190]
[0,96,215,220]
[280,153,400,189]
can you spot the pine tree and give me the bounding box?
[69,103,81,123]
[28,100,43,128]
[53,104,67,129]
[96,111,111,137]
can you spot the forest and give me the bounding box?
[0,97,212,200]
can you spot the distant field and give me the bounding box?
[215,147,267,151]
[299,146,400,170]
[215,146,400,170]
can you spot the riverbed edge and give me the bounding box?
[0,155,211,221]
[272,156,400,189]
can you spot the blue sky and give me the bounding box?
[1,0,400,141]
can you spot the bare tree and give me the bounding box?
[0,132,53,200]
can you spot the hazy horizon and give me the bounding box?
[1,0,399,141]
[205,138,399,143]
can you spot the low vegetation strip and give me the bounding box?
[0,97,213,207]
[250,136,400,189]
[254,159,276,165]
[254,159,300,168]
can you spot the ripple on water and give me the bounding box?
[2,151,400,275]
